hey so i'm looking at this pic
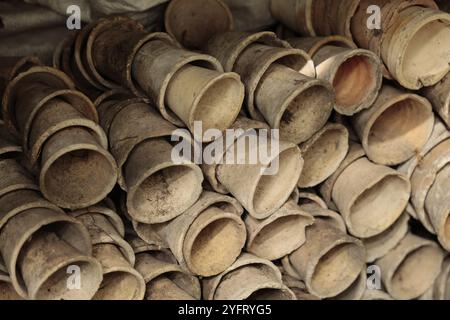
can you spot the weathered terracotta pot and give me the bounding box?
[0,56,42,112]
[217,134,303,219]
[363,213,410,263]
[152,192,246,277]
[203,253,296,300]
[0,207,98,299]
[283,220,366,299]
[27,96,105,167]
[206,32,329,144]
[377,233,444,300]
[100,98,203,224]
[165,0,234,49]
[351,0,438,55]
[299,203,346,233]
[244,200,313,260]
[271,0,360,39]
[423,72,450,128]
[380,6,450,90]
[298,123,349,188]
[270,0,316,36]
[132,39,243,137]
[352,85,434,166]
[39,126,117,209]
[135,252,201,300]
[332,156,410,238]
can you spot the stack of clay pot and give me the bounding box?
[1,62,117,210]
[0,123,103,300]
[62,16,244,141]
[272,0,450,90]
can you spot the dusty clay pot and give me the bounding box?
[376,233,444,300]
[244,200,314,261]
[353,85,434,166]
[298,123,349,188]
[165,0,234,50]
[422,72,450,128]
[217,134,303,219]
[0,207,98,299]
[91,243,145,300]
[284,220,366,299]
[39,126,117,209]
[299,203,346,233]
[332,156,410,238]
[410,138,450,234]
[0,159,38,198]
[135,252,201,300]
[203,253,296,300]
[2,66,75,137]
[425,164,450,251]
[397,117,450,224]
[381,6,450,90]
[363,213,410,263]
[152,191,246,277]
[290,38,382,115]
[132,39,243,137]
[254,63,333,144]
